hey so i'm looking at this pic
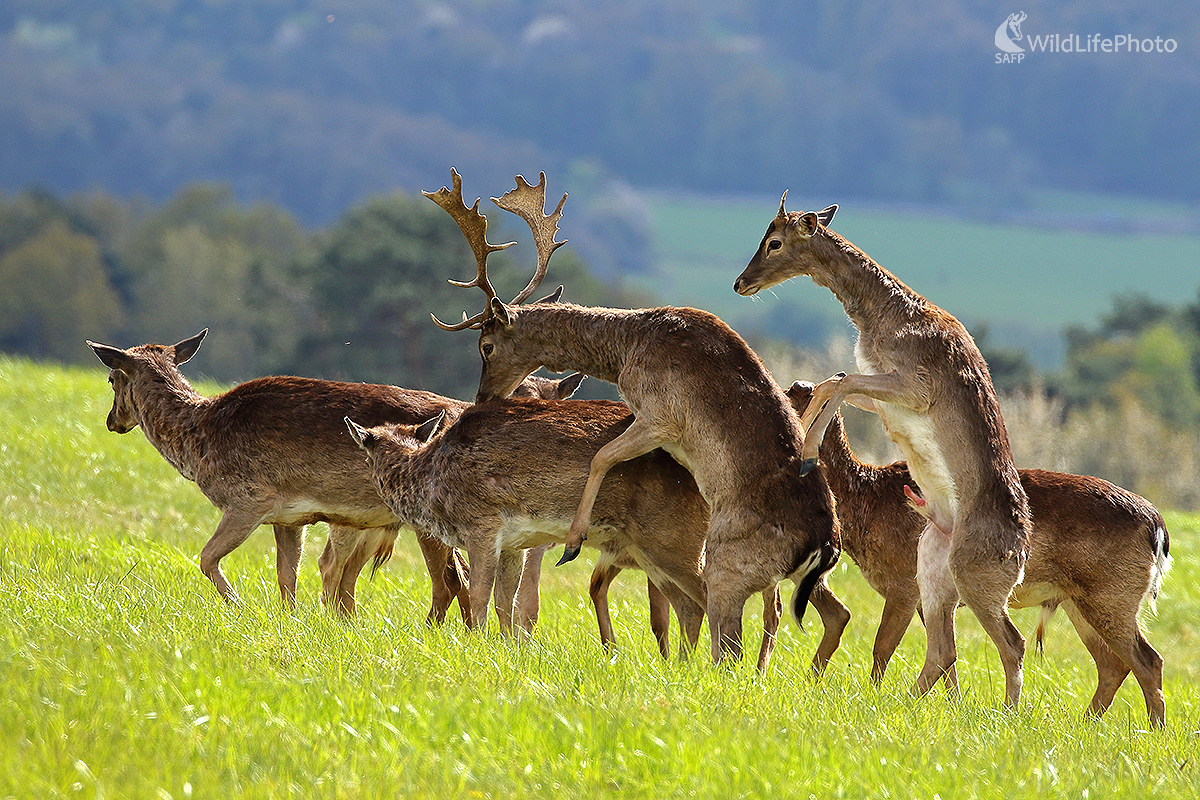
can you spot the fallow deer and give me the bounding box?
[86,329,577,617]
[787,382,1170,726]
[345,397,723,659]
[735,198,1030,707]
[426,169,838,666]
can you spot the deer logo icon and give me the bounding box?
[995,12,1027,53]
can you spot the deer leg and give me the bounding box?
[913,523,960,698]
[199,507,267,603]
[808,575,851,677]
[588,559,621,652]
[871,587,919,685]
[318,529,354,613]
[1059,600,1130,719]
[756,584,783,674]
[333,530,382,617]
[415,533,465,625]
[799,371,932,469]
[647,578,673,659]
[1070,597,1165,727]
[670,588,705,658]
[951,537,1026,710]
[559,418,669,565]
[465,532,502,631]
[654,579,704,658]
[271,524,305,608]
[515,544,550,634]
[493,548,526,635]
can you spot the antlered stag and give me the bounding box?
[787,382,1170,726]
[735,199,1030,707]
[426,169,838,665]
[86,329,575,616]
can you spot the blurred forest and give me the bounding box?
[0,183,645,400]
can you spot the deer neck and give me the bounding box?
[132,370,209,481]
[515,304,643,384]
[807,231,924,329]
[819,414,879,499]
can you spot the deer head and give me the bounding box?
[87,329,208,433]
[733,195,837,296]
[426,170,569,402]
[345,411,446,468]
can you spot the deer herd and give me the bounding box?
[87,169,1170,727]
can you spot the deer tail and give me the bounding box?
[790,539,840,629]
[1146,515,1172,613]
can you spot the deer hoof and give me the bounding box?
[557,545,582,566]
[798,457,819,477]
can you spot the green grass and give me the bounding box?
[640,192,1200,367]
[3,354,1200,798]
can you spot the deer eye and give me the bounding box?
[481,343,495,359]
[767,239,783,252]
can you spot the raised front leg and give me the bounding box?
[559,417,670,565]
[799,371,931,470]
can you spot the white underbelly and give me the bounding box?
[496,515,619,551]
[875,403,958,519]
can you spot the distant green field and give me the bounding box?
[4,355,1200,797]
[639,193,1200,368]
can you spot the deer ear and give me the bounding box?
[415,410,446,443]
[817,204,838,226]
[87,340,133,373]
[345,417,374,451]
[535,285,565,304]
[490,297,512,326]
[172,329,208,365]
[796,212,821,237]
[555,372,585,399]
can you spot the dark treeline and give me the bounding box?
[4,183,1200,430]
[0,184,647,401]
[2,0,1196,229]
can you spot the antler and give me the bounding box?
[424,168,516,331]
[491,172,567,306]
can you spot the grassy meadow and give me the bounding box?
[3,354,1200,798]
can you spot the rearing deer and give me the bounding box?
[734,198,1030,708]
[427,169,839,665]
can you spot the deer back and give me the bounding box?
[360,397,708,551]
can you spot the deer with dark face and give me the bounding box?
[346,397,725,659]
[735,198,1031,707]
[86,329,577,617]
[425,169,838,666]
[786,381,1170,727]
